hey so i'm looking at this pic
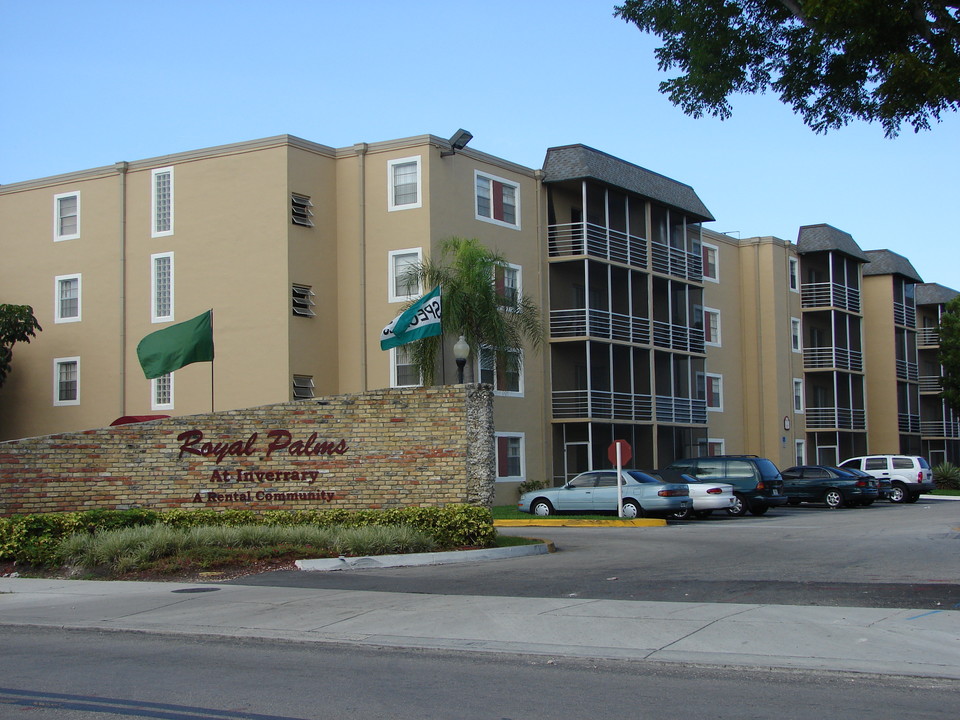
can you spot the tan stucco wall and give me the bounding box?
[862,275,900,451]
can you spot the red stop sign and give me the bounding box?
[608,440,632,466]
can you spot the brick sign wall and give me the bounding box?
[0,385,495,516]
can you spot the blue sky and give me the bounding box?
[3,0,957,287]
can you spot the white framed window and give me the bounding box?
[389,248,422,302]
[388,156,422,211]
[791,317,802,352]
[291,193,314,227]
[475,171,520,229]
[494,263,521,307]
[53,357,80,406]
[495,433,525,480]
[793,378,804,413]
[703,307,721,346]
[698,438,725,456]
[292,375,315,400]
[701,242,719,282]
[152,373,174,410]
[788,257,799,292]
[53,192,80,241]
[151,167,174,237]
[151,252,174,322]
[698,372,723,411]
[292,284,316,317]
[391,346,422,388]
[54,274,82,323]
[795,439,806,466]
[479,346,523,396]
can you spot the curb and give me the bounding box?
[495,518,667,527]
[296,540,555,572]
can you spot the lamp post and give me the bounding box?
[453,335,470,384]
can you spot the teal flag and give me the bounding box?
[137,310,214,379]
[380,286,442,350]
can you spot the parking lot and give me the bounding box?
[235,496,960,610]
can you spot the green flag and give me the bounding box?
[137,310,214,379]
[380,286,442,350]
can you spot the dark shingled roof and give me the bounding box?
[541,145,714,222]
[796,224,870,262]
[916,283,959,306]
[862,249,923,282]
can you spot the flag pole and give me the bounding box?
[209,309,215,413]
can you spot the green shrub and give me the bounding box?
[933,462,960,490]
[516,479,548,497]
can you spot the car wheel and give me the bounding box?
[693,510,713,519]
[670,504,692,520]
[860,499,875,507]
[531,499,554,517]
[905,493,920,504]
[823,489,844,509]
[889,483,907,503]
[726,494,748,516]
[621,499,644,519]
[749,505,768,516]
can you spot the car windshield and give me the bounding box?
[624,470,663,484]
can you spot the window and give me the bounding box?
[698,372,723,411]
[791,317,802,352]
[391,346,421,387]
[291,193,314,226]
[494,263,520,307]
[292,284,316,317]
[388,156,421,210]
[701,242,719,282]
[793,378,804,412]
[496,433,525,480]
[151,168,173,237]
[53,357,80,406]
[152,373,173,410]
[479,346,522,395]
[703,307,721,346]
[795,439,806,466]
[54,274,81,323]
[698,438,725,456]
[475,171,519,228]
[151,253,174,322]
[292,375,315,400]
[54,192,80,241]
[789,257,799,292]
[389,248,421,302]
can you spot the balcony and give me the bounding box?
[550,308,651,344]
[893,301,917,328]
[548,222,647,268]
[898,413,921,433]
[552,390,654,422]
[652,321,705,354]
[655,396,708,424]
[919,375,942,393]
[917,327,940,347]
[803,346,863,372]
[920,420,960,438]
[801,282,861,312]
[805,406,867,430]
[896,359,919,382]
[650,242,703,281]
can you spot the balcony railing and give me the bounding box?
[801,282,861,312]
[896,359,919,382]
[652,321,705,354]
[805,406,867,430]
[920,420,960,438]
[898,413,921,433]
[802,346,863,372]
[893,301,917,328]
[650,242,703,281]
[919,375,942,393]
[548,222,647,268]
[552,390,654,421]
[655,396,708,424]
[917,327,940,346]
[550,308,651,344]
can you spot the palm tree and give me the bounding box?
[402,237,543,386]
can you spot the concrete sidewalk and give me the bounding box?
[2,576,959,679]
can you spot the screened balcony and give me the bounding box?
[803,346,863,372]
[917,327,940,346]
[550,308,651,344]
[552,390,654,422]
[801,282,861,312]
[655,396,707,424]
[548,222,647,268]
[805,407,867,430]
[650,241,702,281]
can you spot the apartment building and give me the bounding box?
[916,283,960,465]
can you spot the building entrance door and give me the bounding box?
[816,445,838,466]
[564,442,590,482]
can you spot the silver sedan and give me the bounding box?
[518,470,690,519]
[648,472,736,519]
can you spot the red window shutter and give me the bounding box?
[492,180,505,222]
[497,436,508,476]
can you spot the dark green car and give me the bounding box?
[661,455,789,516]
[781,465,879,509]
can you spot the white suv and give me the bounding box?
[838,455,935,503]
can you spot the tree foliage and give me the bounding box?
[0,304,42,389]
[939,295,960,413]
[614,0,960,136]
[402,238,543,386]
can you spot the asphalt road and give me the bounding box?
[231,497,960,609]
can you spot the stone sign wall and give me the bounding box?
[0,385,495,517]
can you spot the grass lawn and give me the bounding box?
[491,505,616,521]
[932,489,960,496]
